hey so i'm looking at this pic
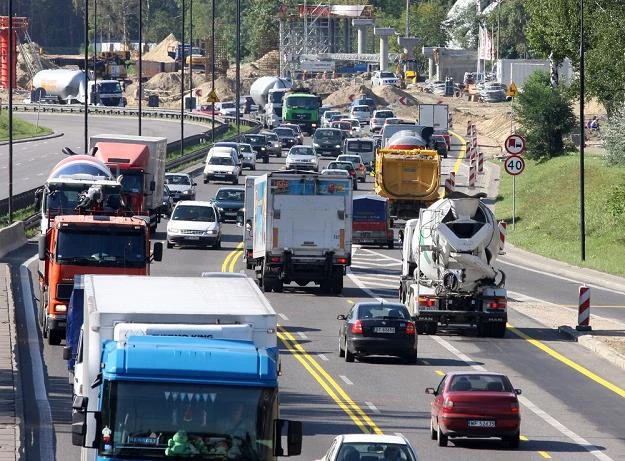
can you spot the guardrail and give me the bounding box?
[0,114,262,224]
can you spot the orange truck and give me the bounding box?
[38,215,162,345]
[91,134,167,232]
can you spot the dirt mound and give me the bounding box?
[143,33,177,62]
[226,51,281,79]
[16,42,57,88]
[371,85,419,108]
[196,76,236,101]
[323,82,371,108]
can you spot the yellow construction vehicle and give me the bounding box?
[396,55,419,87]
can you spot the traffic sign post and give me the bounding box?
[504,154,526,230]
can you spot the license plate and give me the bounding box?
[213,174,224,177]
[468,420,495,428]
[373,327,395,334]
[186,236,200,240]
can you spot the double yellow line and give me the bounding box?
[278,325,383,434]
[220,242,244,272]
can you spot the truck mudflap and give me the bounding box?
[414,309,507,338]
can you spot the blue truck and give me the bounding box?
[70,273,301,460]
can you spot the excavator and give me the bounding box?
[396,56,419,88]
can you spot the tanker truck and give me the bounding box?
[398,191,508,338]
[31,69,125,106]
[250,76,292,129]
[374,127,441,221]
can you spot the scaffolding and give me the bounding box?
[278,3,375,78]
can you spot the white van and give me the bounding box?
[203,148,242,184]
[343,137,376,170]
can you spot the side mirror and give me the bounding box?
[152,242,163,261]
[425,387,436,395]
[337,314,347,320]
[192,182,197,187]
[62,346,72,361]
[273,419,302,457]
[515,389,522,395]
[71,396,88,446]
[38,235,47,261]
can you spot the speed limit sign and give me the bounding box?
[504,155,525,176]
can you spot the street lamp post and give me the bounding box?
[8,0,14,222]
[138,0,143,135]
[211,0,215,144]
[579,0,586,261]
[180,0,185,157]
[235,0,241,135]
[84,0,89,152]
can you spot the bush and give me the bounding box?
[601,110,625,166]
[605,183,625,220]
[512,71,576,160]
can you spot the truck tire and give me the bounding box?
[387,239,394,249]
[263,157,269,164]
[331,275,343,295]
[276,151,282,158]
[477,321,491,337]
[47,323,62,346]
[491,322,507,338]
[425,322,438,335]
[415,321,427,335]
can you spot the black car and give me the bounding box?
[161,185,174,218]
[240,134,270,163]
[312,128,344,157]
[431,134,448,158]
[272,127,298,150]
[212,187,245,223]
[337,302,417,363]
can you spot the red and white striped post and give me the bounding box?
[468,165,476,187]
[444,171,455,194]
[497,221,507,255]
[478,151,484,173]
[469,149,477,168]
[471,123,477,137]
[576,286,592,331]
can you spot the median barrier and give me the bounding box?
[0,221,27,258]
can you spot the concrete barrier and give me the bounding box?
[0,221,27,259]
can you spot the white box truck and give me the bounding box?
[71,273,301,461]
[252,172,353,294]
[418,104,449,132]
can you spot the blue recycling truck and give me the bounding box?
[71,273,301,460]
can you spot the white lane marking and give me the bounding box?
[351,262,401,268]
[278,312,289,321]
[350,280,396,288]
[339,375,353,385]
[297,332,308,340]
[365,401,381,414]
[20,255,55,459]
[499,259,625,296]
[350,273,398,280]
[317,354,329,361]
[350,252,616,461]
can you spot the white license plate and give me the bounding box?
[213,174,224,178]
[468,420,495,428]
[373,327,395,334]
[186,236,200,240]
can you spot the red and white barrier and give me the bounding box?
[469,149,476,168]
[576,286,592,331]
[468,165,476,187]
[497,221,507,255]
[478,151,484,173]
[444,171,455,194]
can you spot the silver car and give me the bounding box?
[237,143,257,170]
[370,109,395,133]
[261,131,282,157]
[285,145,319,172]
[164,172,197,202]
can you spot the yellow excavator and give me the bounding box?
[396,56,419,88]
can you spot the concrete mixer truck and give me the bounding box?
[374,126,441,221]
[398,191,507,338]
[250,76,292,129]
[31,69,125,106]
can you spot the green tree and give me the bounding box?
[513,71,575,160]
[602,110,625,166]
[445,3,479,50]
[485,0,529,59]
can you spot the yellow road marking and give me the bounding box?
[538,451,552,458]
[443,130,467,198]
[278,325,383,435]
[347,299,354,305]
[435,370,445,376]
[220,242,244,272]
[507,324,625,398]
[520,435,529,441]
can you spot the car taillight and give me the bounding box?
[337,257,347,264]
[351,320,363,334]
[406,322,415,335]
[349,170,355,176]
[488,298,507,309]
[418,296,436,307]
[359,165,364,171]
[443,398,454,410]
[270,256,281,263]
[510,401,519,413]
[247,250,253,257]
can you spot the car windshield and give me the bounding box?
[56,228,146,267]
[283,124,301,133]
[328,162,353,171]
[239,145,253,153]
[164,175,190,185]
[209,156,234,166]
[357,304,409,319]
[315,130,340,139]
[346,140,374,152]
[171,205,216,222]
[380,72,395,78]
[350,120,360,128]
[374,111,394,118]
[338,156,361,164]
[284,95,320,109]
[98,81,122,94]
[449,374,511,392]
[263,132,278,141]
[337,442,416,461]
[274,128,294,136]
[289,147,315,156]
[220,102,235,109]
[324,111,340,119]
[215,190,244,202]
[353,106,368,112]
[243,135,265,144]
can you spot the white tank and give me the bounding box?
[249,76,291,107]
[32,69,86,103]
[411,192,502,293]
[387,130,427,149]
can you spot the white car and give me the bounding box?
[285,145,319,172]
[370,109,395,132]
[237,142,256,170]
[164,172,196,202]
[216,101,238,117]
[316,434,419,461]
[346,118,362,137]
[349,105,371,125]
[166,201,222,249]
[203,152,242,184]
[319,168,351,178]
[372,70,399,86]
[321,110,341,127]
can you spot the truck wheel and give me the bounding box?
[332,275,343,295]
[425,322,438,335]
[276,152,282,158]
[263,157,269,164]
[491,322,507,338]
[204,177,209,184]
[387,239,394,249]
[415,322,427,335]
[477,321,491,337]
[233,177,239,185]
[47,328,62,346]
[403,350,417,364]
[273,280,284,293]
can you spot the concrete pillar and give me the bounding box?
[397,36,420,59]
[352,19,374,55]
[374,27,395,71]
[428,57,434,80]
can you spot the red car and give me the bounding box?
[426,371,522,448]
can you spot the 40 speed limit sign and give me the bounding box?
[504,155,525,176]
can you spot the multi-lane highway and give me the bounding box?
[10,130,625,460]
[0,112,210,199]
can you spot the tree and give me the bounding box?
[485,0,529,59]
[602,110,625,166]
[512,71,575,160]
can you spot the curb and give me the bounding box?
[4,264,22,460]
[0,131,64,146]
[558,325,625,372]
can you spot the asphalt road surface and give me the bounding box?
[0,112,211,199]
[8,128,625,461]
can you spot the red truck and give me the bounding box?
[38,215,162,345]
[91,134,167,232]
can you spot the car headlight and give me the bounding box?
[168,226,179,233]
[313,142,320,148]
[261,146,266,150]
[335,144,341,148]
[182,190,190,195]
[204,229,217,235]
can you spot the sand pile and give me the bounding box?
[16,42,57,88]
[226,51,281,79]
[142,33,177,62]
[372,85,419,107]
[196,76,236,101]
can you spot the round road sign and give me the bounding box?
[504,134,526,154]
[504,155,525,176]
